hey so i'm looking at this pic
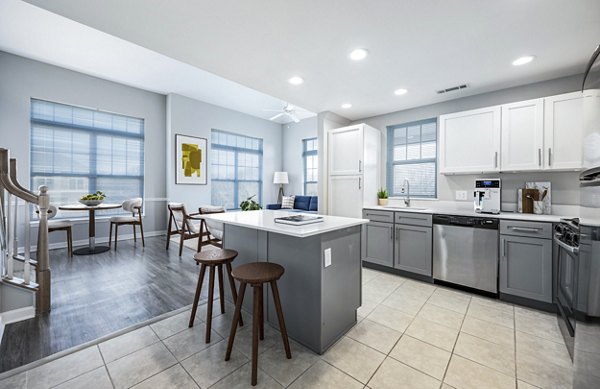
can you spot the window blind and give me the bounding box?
[211,129,263,209]
[303,137,318,196]
[30,99,145,218]
[387,119,437,198]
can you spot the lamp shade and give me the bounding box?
[273,171,289,184]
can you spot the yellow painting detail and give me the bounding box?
[181,143,202,177]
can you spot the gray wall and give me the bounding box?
[354,74,586,208]
[0,51,168,245]
[166,93,284,210]
[282,117,318,196]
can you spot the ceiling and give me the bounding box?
[7,0,600,121]
[0,0,315,123]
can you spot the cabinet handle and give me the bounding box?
[503,238,507,259]
[548,148,552,166]
[494,152,498,168]
[390,226,393,239]
[508,226,541,233]
[359,160,362,172]
[395,227,399,241]
[538,148,542,166]
[358,178,362,189]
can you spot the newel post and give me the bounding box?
[36,185,51,314]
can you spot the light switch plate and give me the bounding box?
[455,190,468,201]
[324,248,332,268]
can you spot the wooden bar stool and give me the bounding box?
[189,248,243,343]
[225,262,292,386]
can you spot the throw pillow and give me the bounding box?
[281,195,295,209]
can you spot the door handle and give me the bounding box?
[538,148,542,166]
[548,148,552,166]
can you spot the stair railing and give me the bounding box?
[0,148,50,314]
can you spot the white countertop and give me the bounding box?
[363,205,568,223]
[200,210,369,238]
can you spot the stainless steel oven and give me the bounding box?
[554,218,580,359]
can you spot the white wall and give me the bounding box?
[354,74,586,209]
[282,117,318,196]
[0,51,168,244]
[166,93,284,210]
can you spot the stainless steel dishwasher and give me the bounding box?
[433,215,499,293]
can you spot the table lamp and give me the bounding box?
[273,172,289,203]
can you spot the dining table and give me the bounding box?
[59,203,122,255]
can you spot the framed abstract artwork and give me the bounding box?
[175,134,208,184]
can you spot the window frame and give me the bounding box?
[386,118,438,199]
[302,137,318,196]
[211,129,263,210]
[29,99,145,217]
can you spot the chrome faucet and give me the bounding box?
[402,178,411,207]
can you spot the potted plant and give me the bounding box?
[377,188,388,206]
[240,195,262,211]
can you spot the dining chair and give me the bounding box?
[199,206,225,250]
[166,202,202,256]
[41,205,73,257]
[109,198,144,250]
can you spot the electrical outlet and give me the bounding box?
[324,248,332,268]
[455,190,468,201]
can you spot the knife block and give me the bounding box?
[522,189,539,214]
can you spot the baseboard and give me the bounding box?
[19,230,167,253]
[0,306,35,325]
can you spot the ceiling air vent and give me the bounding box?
[436,84,468,94]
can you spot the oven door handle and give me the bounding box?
[554,234,579,254]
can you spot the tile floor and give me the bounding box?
[0,267,572,389]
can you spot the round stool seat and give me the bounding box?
[231,262,284,284]
[193,248,238,265]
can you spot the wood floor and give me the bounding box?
[0,236,210,373]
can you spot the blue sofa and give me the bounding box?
[266,195,318,213]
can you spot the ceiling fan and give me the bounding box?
[264,103,303,123]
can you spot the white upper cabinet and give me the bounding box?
[544,91,589,170]
[328,125,364,175]
[439,106,501,174]
[501,98,544,171]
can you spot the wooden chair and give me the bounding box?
[198,206,225,250]
[40,205,73,257]
[109,198,144,250]
[166,202,202,256]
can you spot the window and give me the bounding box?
[387,118,437,198]
[303,137,318,196]
[211,129,263,209]
[30,99,144,217]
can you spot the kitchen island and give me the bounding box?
[200,209,368,354]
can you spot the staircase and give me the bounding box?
[0,148,50,327]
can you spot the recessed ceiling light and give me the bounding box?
[288,76,304,85]
[341,103,352,109]
[349,48,368,61]
[394,88,408,96]
[512,55,535,66]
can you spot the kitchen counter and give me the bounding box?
[200,209,368,237]
[364,205,568,223]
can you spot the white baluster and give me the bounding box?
[6,193,13,279]
[13,196,18,257]
[23,202,31,285]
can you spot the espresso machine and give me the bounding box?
[474,179,501,214]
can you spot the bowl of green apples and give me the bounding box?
[79,191,106,206]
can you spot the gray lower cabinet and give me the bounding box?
[394,224,432,276]
[500,234,553,303]
[363,221,394,267]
